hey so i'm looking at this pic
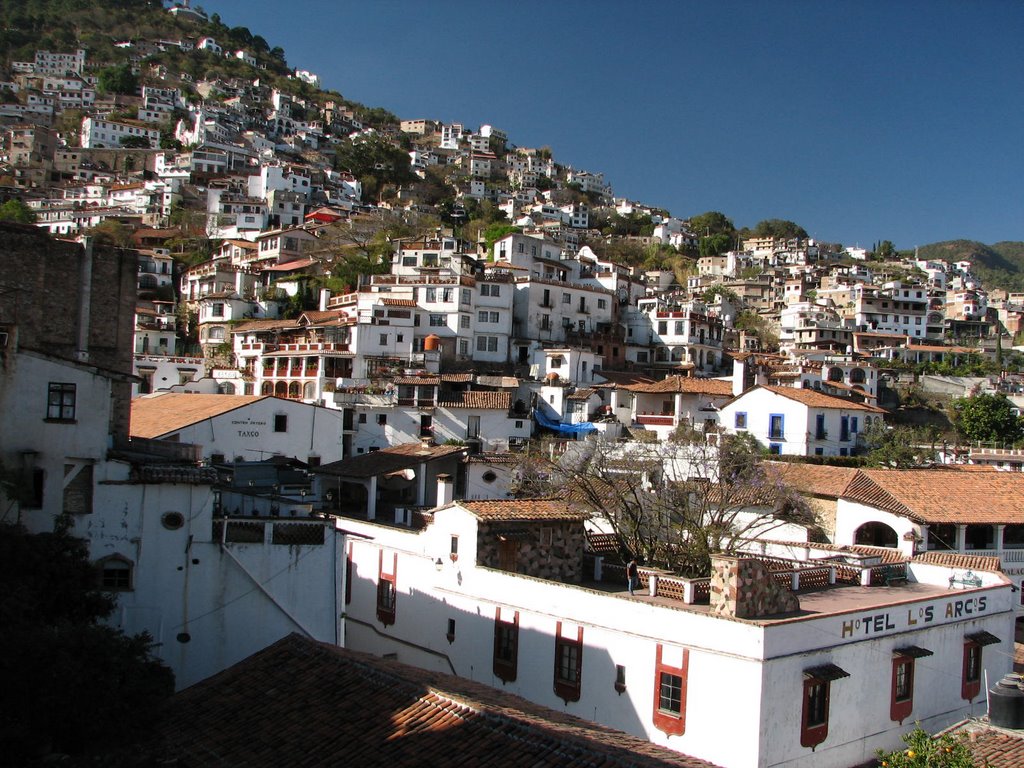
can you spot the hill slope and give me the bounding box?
[908,240,1024,292]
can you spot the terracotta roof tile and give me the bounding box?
[158,634,721,768]
[845,468,1024,524]
[944,721,1024,768]
[768,462,861,498]
[438,391,512,410]
[440,373,474,383]
[379,297,418,307]
[625,376,733,396]
[567,388,598,401]
[913,551,1002,571]
[759,385,887,412]
[460,498,586,522]
[394,376,440,386]
[231,318,302,333]
[131,394,269,438]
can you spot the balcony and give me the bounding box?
[636,413,675,427]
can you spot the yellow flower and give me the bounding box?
[906,749,916,758]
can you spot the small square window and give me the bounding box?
[734,412,747,429]
[47,382,76,421]
[377,414,387,426]
[274,414,287,432]
[358,413,367,424]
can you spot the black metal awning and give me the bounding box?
[966,631,1001,647]
[804,663,850,682]
[893,645,934,658]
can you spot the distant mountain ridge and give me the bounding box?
[909,240,1024,292]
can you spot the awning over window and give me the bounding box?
[804,663,850,681]
[893,645,934,658]
[966,631,1001,646]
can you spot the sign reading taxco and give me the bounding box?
[838,595,990,639]
[232,417,267,438]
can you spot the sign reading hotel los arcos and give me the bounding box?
[839,595,990,639]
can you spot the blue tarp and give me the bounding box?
[535,408,598,435]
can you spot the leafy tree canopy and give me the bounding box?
[97,62,138,95]
[0,522,173,762]
[862,422,937,468]
[751,218,808,240]
[699,232,733,257]
[875,725,976,768]
[0,198,36,224]
[951,392,1024,444]
[687,210,735,238]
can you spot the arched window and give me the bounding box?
[261,382,274,396]
[207,326,225,341]
[274,381,287,397]
[303,382,316,399]
[850,368,866,384]
[827,367,844,382]
[288,381,301,399]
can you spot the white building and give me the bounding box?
[130,393,347,466]
[80,117,160,149]
[719,385,887,457]
[336,495,1013,768]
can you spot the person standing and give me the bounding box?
[626,558,639,596]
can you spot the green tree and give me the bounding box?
[0,523,174,761]
[699,232,733,257]
[863,423,934,468]
[875,725,976,768]
[97,62,138,95]
[687,210,735,238]
[874,240,897,260]
[0,198,36,224]
[951,392,1024,444]
[752,218,808,240]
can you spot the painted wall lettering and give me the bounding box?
[840,596,991,638]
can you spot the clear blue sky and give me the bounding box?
[201,0,1022,249]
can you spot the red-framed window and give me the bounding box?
[801,664,848,749]
[376,551,397,626]
[553,621,583,703]
[890,646,932,723]
[492,607,519,683]
[962,631,999,701]
[652,643,688,736]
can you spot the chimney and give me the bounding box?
[731,355,745,397]
[436,473,454,507]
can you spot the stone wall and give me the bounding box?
[0,223,137,441]
[477,521,584,583]
[710,555,800,619]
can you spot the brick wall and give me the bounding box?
[477,521,584,582]
[0,222,137,441]
[710,554,800,619]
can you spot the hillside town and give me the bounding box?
[2,3,1024,767]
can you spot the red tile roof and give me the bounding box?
[769,462,861,498]
[913,551,1002,572]
[394,376,440,386]
[943,720,1024,768]
[460,498,586,522]
[379,297,418,307]
[159,633,721,768]
[626,376,733,396]
[438,391,512,410]
[131,394,269,438]
[758,385,887,412]
[845,468,1024,524]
